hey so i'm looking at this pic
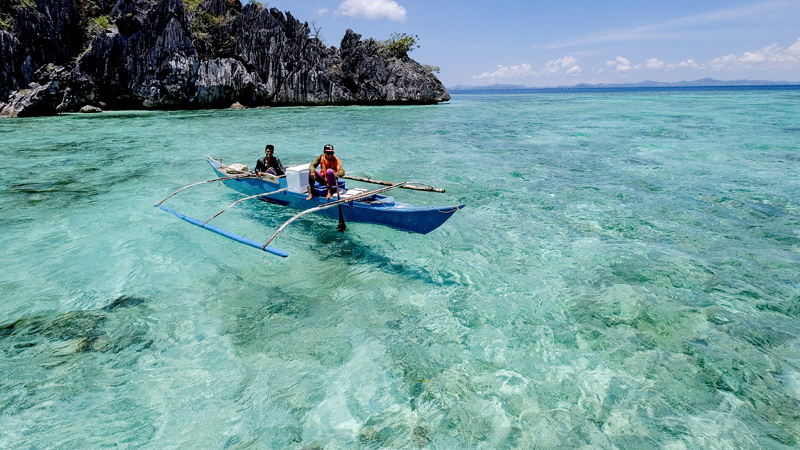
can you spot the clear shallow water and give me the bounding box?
[1,89,799,448]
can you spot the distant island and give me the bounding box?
[450,78,800,91]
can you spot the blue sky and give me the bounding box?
[263,0,800,87]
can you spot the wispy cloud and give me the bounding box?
[473,57,581,80]
[709,38,800,70]
[336,0,407,21]
[539,0,797,49]
[477,37,800,81]
[598,37,800,73]
[671,59,700,69]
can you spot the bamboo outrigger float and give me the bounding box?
[155,157,464,257]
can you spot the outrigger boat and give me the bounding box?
[156,157,464,257]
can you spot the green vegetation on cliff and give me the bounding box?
[382,32,420,58]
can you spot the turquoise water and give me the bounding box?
[1,89,799,448]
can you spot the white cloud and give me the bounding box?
[474,64,534,80]
[336,0,407,21]
[475,37,800,83]
[670,59,700,69]
[604,56,698,72]
[542,56,581,75]
[473,57,581,80]
[643,58,664,69]
[788,38,800,56]
[709,38,800,69]
[607,56,632,72]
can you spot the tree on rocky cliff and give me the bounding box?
[382,32,419,58]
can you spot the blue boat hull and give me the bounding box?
[209,160,463,234]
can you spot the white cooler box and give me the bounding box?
[285,164,310,193]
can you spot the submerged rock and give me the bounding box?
[79,105,103,113]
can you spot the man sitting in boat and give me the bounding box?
[306,144,345,200]
[254,144,285,176]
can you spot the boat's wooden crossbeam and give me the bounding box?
[263,182,409,248]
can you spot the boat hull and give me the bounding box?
[209,160,462,234]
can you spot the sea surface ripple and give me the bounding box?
[1,88,799,448]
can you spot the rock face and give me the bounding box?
[0,0,449,117]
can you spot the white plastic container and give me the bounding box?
[285,164,310,193]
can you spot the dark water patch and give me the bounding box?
[680,326,800,444]
[703,194,745,209]
[608,260,652,285]
[736,406,799,447]
[642,127,690,140]
[756,298,800,318]
[747,226,800,246]
[357,415,414,448]
[380,311,474,423]
[684,337,756,395]
[609,435,662,450]
[222,286,354,365]
[0,296,154,358]
[625,157,662,167]
[750,202,785,219]
[631,180,664,193]
[782,127,800,133]
[8,181,101,197]
[101,295,145,312]
[776,152,800,162]
[4,163,150,207]
[706,308,800,349]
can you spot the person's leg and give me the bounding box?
[325,169,336,199]
[306,171,324,200]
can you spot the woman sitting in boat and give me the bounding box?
[306,144,345,200]
[254,144,285,176]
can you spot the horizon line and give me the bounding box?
[447,78,800,90]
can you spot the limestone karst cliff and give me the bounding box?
[0,0,450,117]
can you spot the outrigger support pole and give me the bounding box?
[156,205,288,257]
[263,182,408,248]
[341,175,445,193]
[203,188,289,225]
[155,174,258,206]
